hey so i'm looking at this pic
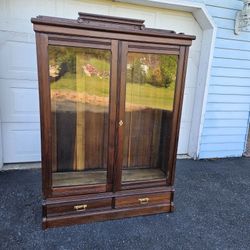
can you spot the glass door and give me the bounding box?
[48,38,117,192]
[117,42,179,189]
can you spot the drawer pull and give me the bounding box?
[74,204,87,211]
[138,198,149,205]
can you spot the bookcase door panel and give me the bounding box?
[119,43,178,187]
[48,45,112,188]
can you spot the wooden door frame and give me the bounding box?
[35,34,119,198]
[114,41,187,191]
[32,13,195,229]
[113,40,128,192]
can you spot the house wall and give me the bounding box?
[0,0,249,162]
[0,0,203,163]
[194,0,250,158]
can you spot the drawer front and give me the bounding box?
[115,192,171,209]
[47,198,112,215]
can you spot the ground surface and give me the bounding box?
[0,158,249,250]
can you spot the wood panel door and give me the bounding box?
[38,35,119,197]
[114,41,183,191]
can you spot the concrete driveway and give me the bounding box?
[0,158,249,249]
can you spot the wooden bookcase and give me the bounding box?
[31,12,195,229]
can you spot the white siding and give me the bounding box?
[116,0,250,159]
[198,0,250,158]
[0,0,202,162]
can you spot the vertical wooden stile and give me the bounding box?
[75,53,85,170]
[35,32,52,198]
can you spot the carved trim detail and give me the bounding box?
[77,12,145,30]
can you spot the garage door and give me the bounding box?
[0,0,202,163]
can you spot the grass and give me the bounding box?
[126,82,175,110]
[51,73,175,110]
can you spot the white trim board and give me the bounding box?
[115,0,217,159]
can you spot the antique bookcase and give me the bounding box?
[32,12,195,229]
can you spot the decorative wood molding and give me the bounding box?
[0,121,2,169]
[31,13,195,41]
[77,12,146,30]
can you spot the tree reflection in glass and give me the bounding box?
[49,46,111,187]
[122,53,178,183]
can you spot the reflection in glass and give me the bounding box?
[49,45,111,187]
[122,53,177,183]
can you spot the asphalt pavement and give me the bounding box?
[0,158,249,250]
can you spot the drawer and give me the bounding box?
[115,192,171,209]
[46,198,112,216]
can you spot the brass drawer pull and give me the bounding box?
[74,204,87,211]
[138,198,149,205]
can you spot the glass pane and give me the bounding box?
[122,52,177,183]
[49,45,111,187]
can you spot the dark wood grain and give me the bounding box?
[52,184,107,197]
[47,198,112,215]
[78,12,145,31]
[113,41,128,192]
[170,47,190,185]
[115,192,171,208]
[121,179,167,190]
[43,203,171,229]
[32,12,194,229]
[35,33,52,198]
[107,40,119,191]
[166,47,189,186]
[31,14,195,41]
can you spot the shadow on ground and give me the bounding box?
[0,158,250,250]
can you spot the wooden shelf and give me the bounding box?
[53,170,107,187]
[122,168,166,182]
[53,168,165,187]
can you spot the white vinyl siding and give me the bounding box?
[198,0,250,158]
